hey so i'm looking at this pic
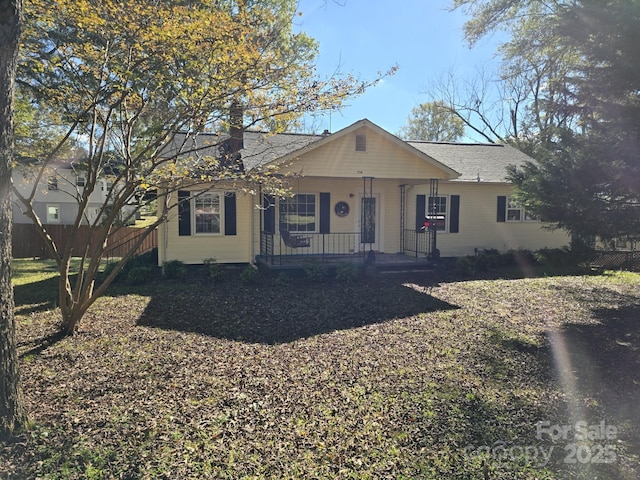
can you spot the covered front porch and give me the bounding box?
[255,177,443,271]
[256,229,438,272]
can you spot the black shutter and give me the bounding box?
[263,194,275,234]
[178,190,191,236]
[416,195,426,231]
[450,195,460,233]
[319,192,330,234]
[497,196,506,222]
[224,192,237,236]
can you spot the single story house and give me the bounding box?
[157,119,569,268]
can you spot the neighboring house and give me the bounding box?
[157,119,569,267]
[12,160,135,226]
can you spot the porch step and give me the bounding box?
[374,263,436,274]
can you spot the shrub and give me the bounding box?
[275,271,290,286]
[241,265,260,285]
[101,261,122,282]
[507,249,536,267]
[126,266,153,285]
[130,248,158,267]
[304,261,329,283]
[162,259,186,280]
[203,257,224,283]
[335,262,358,283]
[455,256,475,276]
[534,247,573,267]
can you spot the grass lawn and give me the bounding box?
[2,261,640,479]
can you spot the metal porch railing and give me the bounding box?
[402,229,434,258]
[259,231,365,265]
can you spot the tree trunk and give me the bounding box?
[0,0,27,438]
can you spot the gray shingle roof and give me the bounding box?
[240,131,323,170]
[407,141,533,183]
[169,131,323,171]
[170,128,533,184]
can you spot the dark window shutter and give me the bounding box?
[450,195,460,233]
[263,194,275,234]
[224,193,237,236]
[416,195,426,231]
[178,190,191,236]
[319,192,330,234]
[497,196,506,222]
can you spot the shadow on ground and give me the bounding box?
[539,284,640,479]
[13,275,64,315]
[136,275,457,344]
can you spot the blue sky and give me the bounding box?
[293,0,504,137]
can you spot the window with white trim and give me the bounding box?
[426,195,447,232]
[507,196,537,222]
[194,192,221,234]
[279,193,316,232]
[506,196,522,221]
[76,175,86,188]
[47,205,60,223]
[47,177,58,191]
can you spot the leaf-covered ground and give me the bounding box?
[2,266,640,479]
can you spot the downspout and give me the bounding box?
[399,184,406,254]
[250,190,255,264]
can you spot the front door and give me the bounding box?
[359,194,381,251]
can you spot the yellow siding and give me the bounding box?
[160,188,254,265]
[408,182,570,257]
[159,126,570,264]
[279,127,449,180]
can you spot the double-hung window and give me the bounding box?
[506,196,522,221]
[194,192,221,234]
[279,194,316,232]
[47,205,60,223]
[427,196,447,232]
[506,196,537,221]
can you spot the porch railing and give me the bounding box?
[402,229,433,258]
[259,231,365,265]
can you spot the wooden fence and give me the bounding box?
[12,223,157,260]
[593,250,639,271]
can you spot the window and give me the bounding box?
[355,134,366,152]
[280,194,316,232]
[506,196,522,221]
[427,196,447,232]
[194,192,221,234]
[76,175,86,188]
[47,205,60,223]
[506,196,537,222]
[47,177,58,191]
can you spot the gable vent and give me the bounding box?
[355,134,366,152]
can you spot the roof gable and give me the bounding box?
[272,119,460,181]
[169,120,534,185]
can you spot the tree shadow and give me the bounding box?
[545,301,640,459]
[18,331,67,360]
[13,275,67,315]
[509,280,639,477]
[136,276,458,344]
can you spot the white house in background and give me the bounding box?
[157,119,570,267]
[12,159,136,226]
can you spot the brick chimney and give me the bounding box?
[229,101,244,154]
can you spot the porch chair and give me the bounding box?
[279,227,311,248]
